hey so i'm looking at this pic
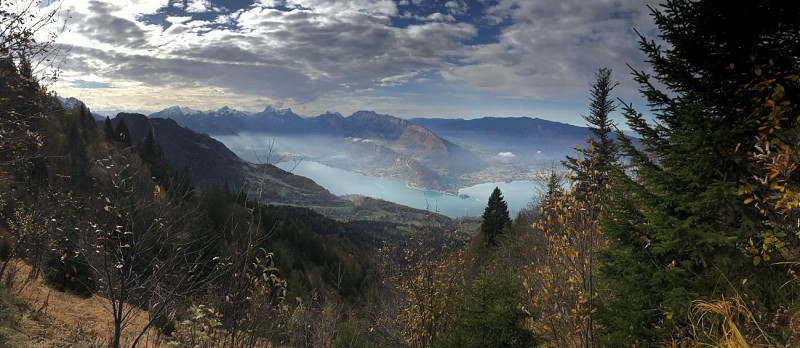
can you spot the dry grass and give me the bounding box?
[672,295,800,348]
[4,260,166,347]
[689,296,755,348]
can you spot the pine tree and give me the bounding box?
[436,268,539,348]
[138,128,159,163]
[174,165,194,201]
[563,67,618,196]
[138,128,186,200]
[78,103,97,143]
[103,116,115,142]
[114,119,131,146]
[599,0,800,344]
[531,68,619,346]
[481,187,511,247]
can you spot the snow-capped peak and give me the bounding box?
[262,105,294,116]
[162,106,202,115]
[58,96,85,110]
[213,106,253,118]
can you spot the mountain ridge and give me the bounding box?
[102,111,451,226]
[108,112,343,206]
[147,104,617,191]
[149,105,485,191]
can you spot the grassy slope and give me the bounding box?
[0,261,161,347]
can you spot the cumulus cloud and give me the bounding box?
[443,0,660,100]
[41,0,662,118]
[165,16,193,24]
[45,0,478,107]
[498,152,516,158]
[444,0,468,15]
[424,12,456,22]
[185,0,212,13]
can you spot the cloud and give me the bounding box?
[165,16,193,24]
[41,0,662,120]
[498,152,516,158]
[185,0,212,13]
[424,12,456,22]
[444,0,468,15]
[45,0,478,107]
[443,0,660,100]
[72,79,113,88]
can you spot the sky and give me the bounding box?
[36,0,660,126]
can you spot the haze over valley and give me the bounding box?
[146,104,589,211]
[94,103,551,219]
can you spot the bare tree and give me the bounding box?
[78,154,220,347]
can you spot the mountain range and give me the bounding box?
[107,113,342,206]
[151,106,485,191]
[410,116,596,164]
[99,111,451,228]
[148,105,604,191]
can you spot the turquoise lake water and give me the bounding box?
[276,160,539,218]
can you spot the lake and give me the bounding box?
[275,160,539,218]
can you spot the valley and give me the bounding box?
[153,105,588,195]
[97,112,454,233]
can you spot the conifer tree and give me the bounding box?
[103,116,115,142]
[599,0,800,344]
[138,128,189,200]
[530,69,619,346]
[481,187,511,247]
[114,118,131,146]
[563,67,618,196]
[138,128,159,163]
[437,268,538,348]
[78,103,97,143]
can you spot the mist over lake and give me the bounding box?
[275,160,538,218]
[214,132,542,218]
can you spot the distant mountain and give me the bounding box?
[409,116,595,162]
[151,105,305,135]
[408,116,640,182]
[57,96,84,110]
[148,105,629,190]
[58,96,109,121]
[410,116,639,152]
[410,116,591,141]
[154,106,445,142]
[149,106,485,191]
[150,106,251,135]
[108,113,342,206]
[105,112,452,227]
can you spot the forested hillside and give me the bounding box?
[1,0,799,347]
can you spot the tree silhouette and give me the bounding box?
[103,116,115,141]
[114,119,131,146]
[563,67,618,197]
[481,187,511,247]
